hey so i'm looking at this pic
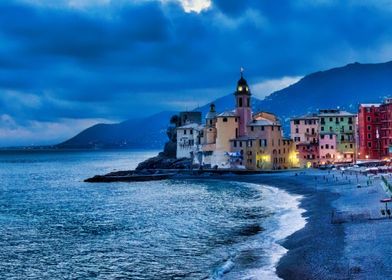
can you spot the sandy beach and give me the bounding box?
[218,169,392,279]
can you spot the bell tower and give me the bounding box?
[235,68,252,137]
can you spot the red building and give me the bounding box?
[380,99,392,158]
[358,104,381,160]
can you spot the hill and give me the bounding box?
[59,61,392,149]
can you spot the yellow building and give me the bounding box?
[176,71,300,170]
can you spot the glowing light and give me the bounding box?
[257,154,270,163]
[366,155,369,159]
[288,151,300,166]
[238,86,243,91]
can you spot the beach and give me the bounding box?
[222,169,392,279]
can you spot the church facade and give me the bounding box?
[176,72,299,170]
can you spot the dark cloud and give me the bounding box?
[1,0,392,145]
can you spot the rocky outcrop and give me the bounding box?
[136,153,192,170]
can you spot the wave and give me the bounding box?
[210,183,306,280]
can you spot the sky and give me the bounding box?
[1,0,392,146]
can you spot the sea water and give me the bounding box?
[0,150,306,279]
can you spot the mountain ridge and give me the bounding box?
[58,60,392,149]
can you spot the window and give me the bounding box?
[367,116,371,121]
[321,126,325,131]
[326,144,329,149]
[331,145,334,149]
[368,142,372,148]
[294,120,300,125]
[184,130,187,135]
[349,126,352,130]
[247,98,250,107]
[223,117,228,122]
[368,133,371,139]
[239,98,243,107]
[329,134,333,140]
[321,145,324,149]
[272,126,274,131]
[329,117,333,122]
[350,144,353,148]
[261,126,264,131]
[251,126,254,131]
[321,135,325,139]
[367,125,371,131]
[190,129,193,135]
[234,141,237,147]
[240,141,243,147]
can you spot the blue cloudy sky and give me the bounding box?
[1,0,392,146]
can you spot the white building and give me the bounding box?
[176,123,203,160]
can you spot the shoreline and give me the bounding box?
[211,169,391,279]
[85,162,392,279]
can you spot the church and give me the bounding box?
[176,71,299,170]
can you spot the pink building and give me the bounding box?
[290,115,319,167]
[319,133,337,164]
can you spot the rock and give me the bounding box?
[135,154,192,170]
[162,141,176,158]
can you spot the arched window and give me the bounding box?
[239,98,243,107]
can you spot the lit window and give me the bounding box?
[238,86,243,91]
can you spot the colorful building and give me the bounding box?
[290,115,319,167]
[380,99,392,158]
[318,109,356,163]
[358,104,382,160]
[290,109,357,166]
[176,71,299,170]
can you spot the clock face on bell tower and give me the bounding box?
[235,68,251,108]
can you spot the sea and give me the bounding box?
[0,149,306,279]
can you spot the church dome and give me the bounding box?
[235,70,251,95]
[206,103,217,119]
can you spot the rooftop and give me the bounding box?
[248,119,279,126]
[217,111,237,117]
[177,123,203,130]
[360,103,381,107]
[318,109,356,117]
[291,114,319,120]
